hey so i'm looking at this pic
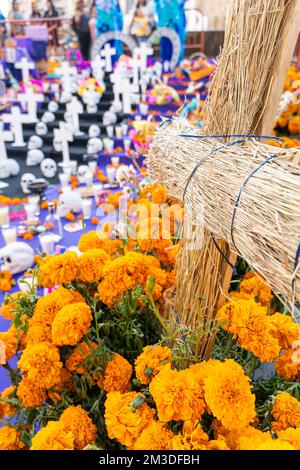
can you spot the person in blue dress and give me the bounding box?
[154,0,186,63]
[95,0,123,58]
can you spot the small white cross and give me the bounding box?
[91,56,105,81]
[17,87,44,123]
[66,97,84,136]
[55,62,74,96]
[120,78,139,114]
[15,57,35,86]
[101,43,116,73]
[110,67,127,103]
[55,121,74,167]
[2,106,31,147]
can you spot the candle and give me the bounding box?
[105,139,114,153]
[121,123,128,136]
[84,171,94,187]
[39,233,55,255]
[139,103,149,115]
[82,199,92,220]
[88,161,97,174]
[115,126,122,138]
[107,125,114,138]
[0,207,9,228]
[123,138,131,151]
[111,156,120,166]
[2,226,17,244]
[24,203,36,220]
[59,173,70,187]
[28,195,40,216]
[106,166,116,184]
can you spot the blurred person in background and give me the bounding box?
[73,0,91,60]
[9,1,25,36]
[131,0,153,43]
[89,5,98,51]
[31,1,42,19]
[43,0,59,49]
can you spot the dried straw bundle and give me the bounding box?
[147,0,300,359]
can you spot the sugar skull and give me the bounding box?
[57,190,82,217]
[40,158,57,178]
[0,242,35,275]
[35,121,48,136]
[20,173,36,194]
[87,138,103,155]
[26,149,44,166]
[28,135,43,150]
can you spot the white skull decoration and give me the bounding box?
[35,121,48,136]
[28,135,43,150]
[20,173,36,194]
[26,149,44,166]
[57,190,82,217]
[0,159,20,179]
[87,138,103,155]
[48,101,59,113]
[86,104,98,114]
[41,111,55,123]
[40,158,57,178]
[0,242,35,275]
[88,125,101,138]
[77,165,89,184]
[103,111,117,127]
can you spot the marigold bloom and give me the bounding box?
[105,391,155,449]
[66,341,99,375]
[1,292,29,320]
[255,439,295,450]
[97,353,132,393]
[278,428,300,450]
[0,329,18,364]
[51,303,92,346]
[135,345,172,385]
[275,349,300,381]
[133,421,174,450]
[149,367,206,422]
[17,377,47,407]
[30,421,74,450]
[171,424,209,450]
[18,342,62,390]
[59,406,97,449]
[0,426,25,450]
[78,231,122,255]
[272,393,300,431]
[77,249,110,283]
[269,312,299,349]
[39,252,80,288]
[237,428,272,450]
[0,386,16,417]
[239,274,273,306]
[203,359,256,431]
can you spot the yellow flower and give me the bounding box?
[239,273,273,306]
[272,392,300,431]
[30,421,74,450]
[51,303,92,346]
[149,367,206,423]
[133,421,174,450]
[275,349,300,381]
[1,292,29,320]
[18,342,62,390]
[17,376,47,407]
[269,312,299,349]
[39,252,80,288]
[78,231,122,255]
[203,359,256,431]
[278,428,300,450]
[65,340,99,375]
[0,386,16,418]
[77,249,110,283]
[237,428,272,450]
[135,345,172,385]
[0,426,25,450]
[255,438,295,450]
[105,391,155,449]
[97,353,132,393]
[59,406,97,450]
[171,423,209,450]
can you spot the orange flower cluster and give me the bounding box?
[97,353,132,393]
[271,392,300,432]
[78,231,122,255]
[98,252,167,306]
[0,271,15,292]
[134,344,172,385]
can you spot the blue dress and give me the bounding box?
[154,0,186,63]
[95,0,124,58]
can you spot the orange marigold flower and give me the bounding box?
[236,427,272,450]
[239,274,273,306]
[65,340,99,375]
[105,391,155,449]
[203,359,256,431]
[133,421,174,450]
[48,368,74,402]
[275,349,300,381]
[91,216,99,225]
[78,231,122,255]
[18,342,62,390]
[65,212,75,221]
[149,367,206,423]
[0,328,19,364]
[278,428,300,450]
[255,438,295,450]
[30,421,74,450]
[97,353,132,393]
[59,406,97,450]
[171,423,209,450]
[1,292,29,320]
[272,392,300,431]
[0,426,25,450]
[38,252,80,287]
[17,376,47,407]
[269,312,299,349]
[0,385,16,417]
[23,232,34,240]
[51,302,92,346]
[78,249,110,283]
[135,344,172,385]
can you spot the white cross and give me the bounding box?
[119,78,139,114]
[55,121,74,167]
[66,97,84,136]
[2,106,31,147]
[133,43,153,85]
[91,56,105,81]
[101,43,116,73]
[15,57,35,86]
[17,87,44,123]
[110,67,128,103]
[55,62,73,96]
